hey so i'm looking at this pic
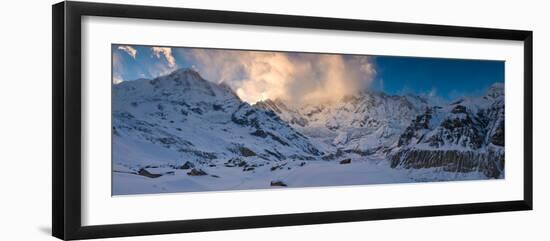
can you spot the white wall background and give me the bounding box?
[0,0,547,240]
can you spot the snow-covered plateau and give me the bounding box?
[112,68,504,195]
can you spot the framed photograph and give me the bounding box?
[52,1,533,240]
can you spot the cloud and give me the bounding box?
[152,47,176,68]
[112,52,124,84]
[112,77,124,84]
[147,61,177,79]
[117,45,137,59]
[178,49,376,106]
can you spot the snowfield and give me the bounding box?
[113,156,487,195]
[112,68,504,195]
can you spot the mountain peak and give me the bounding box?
[139,67,228,100]
[254,98,289,114]
[488,82,504,91]
[166,67,202,79]
[485,82,504,99]
[150,67,208,86]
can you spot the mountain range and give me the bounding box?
[112,68,504,194]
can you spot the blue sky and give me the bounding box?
[370,56,504,100]
[112,45,184,82]
[112,44,504,103]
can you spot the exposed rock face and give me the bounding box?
[238,146,257,157]
[391,83,505,178]
[138,168,162,178]
[490,120,505,146]
[224,158,247,167]
[397,107,438,147]
[270,180,288,187]
[187,168,208,176]
[339,158,351,164]
[390,148,504,178]
[179,161,195,170]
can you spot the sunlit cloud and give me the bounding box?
[152,47,176,68]
[178,49,376,106]
[113,77,124,84]
[117,45,137,59]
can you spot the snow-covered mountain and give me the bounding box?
[390,83,505,178]
[112,68,322,169]
[112,68,505,195]
[255,83,505,178]
[255,92,431,158]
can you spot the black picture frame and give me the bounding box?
[52,1,533,240]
